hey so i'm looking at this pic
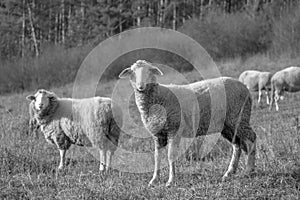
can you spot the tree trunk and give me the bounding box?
[21,0,26,57]
[67,4,72,38]
[80,0,85,45]
[27,0,39,57]
[48,6,52,41]
[137,5,141,26]
[61,0,65,44]
[172,2,176,30]
[199,0,204,20]
[55,13,59,44]
[182,0,185,24]
[159,0,164,27]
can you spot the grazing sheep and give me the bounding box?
[119,60,257,187]
[26,89,122,171]
[269,66,300,111]
[238,70,272,105]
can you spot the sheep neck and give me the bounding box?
[35,98,59,125]
[134,83,163,119]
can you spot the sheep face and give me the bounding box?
[26,90,55,111]
[119,60,163,91]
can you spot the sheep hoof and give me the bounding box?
[165,182,173,187]
[148,182,155,187]
[221,174,230,182]
[99,164,105,172]
[148,178,159,187]
[221,176,227,182]
[56,167,67,176]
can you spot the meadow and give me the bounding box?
[1,56,300,200]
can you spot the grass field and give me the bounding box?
[1,58,300,199]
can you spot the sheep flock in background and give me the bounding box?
[238,66,300,111]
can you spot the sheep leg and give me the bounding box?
[265,91,270,105]
[274,92,280,111]
[148,139,162,187]
[105,150,112,172]
[222,143,241,181]
[244,138,256,173]
[269,95,274,110]
[58,149,66,170]
[166,137,180,187]
[99,149,106,172]
[221,127,242,180]
[257,90,262,104]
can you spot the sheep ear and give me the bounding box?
[48,94,57,101]
[150,67,164,76]
[26,95,35,101]
[119,67,132,78]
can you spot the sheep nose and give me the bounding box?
[137,83,146,91]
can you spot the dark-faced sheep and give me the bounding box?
[119,60,257,187]
[269,66,300,111]
[238,70,272,105]
[26,89,122,171]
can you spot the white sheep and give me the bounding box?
[26,89,122,171]
[238,70,272,105]
[119,60,257,187]
[269,66,300,111]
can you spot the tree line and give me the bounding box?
[0,0,297,60]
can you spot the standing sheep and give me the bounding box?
[119,60,257,187]
[26,89,122,171]
[238,70,272,105]
[269,66,300,111]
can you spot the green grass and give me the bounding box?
[1,59,300,199]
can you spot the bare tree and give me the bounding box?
[61,0,65,44]
[172,2,176,30]
[27,0,39,56]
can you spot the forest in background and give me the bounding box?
[0,0,300,94]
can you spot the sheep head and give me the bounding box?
[119,60,163,92]
[26,89,57,111]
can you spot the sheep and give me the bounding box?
[119,60,257,187]
[26,89,122,171]
[238,70,272,105]
[269,66,300,111]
